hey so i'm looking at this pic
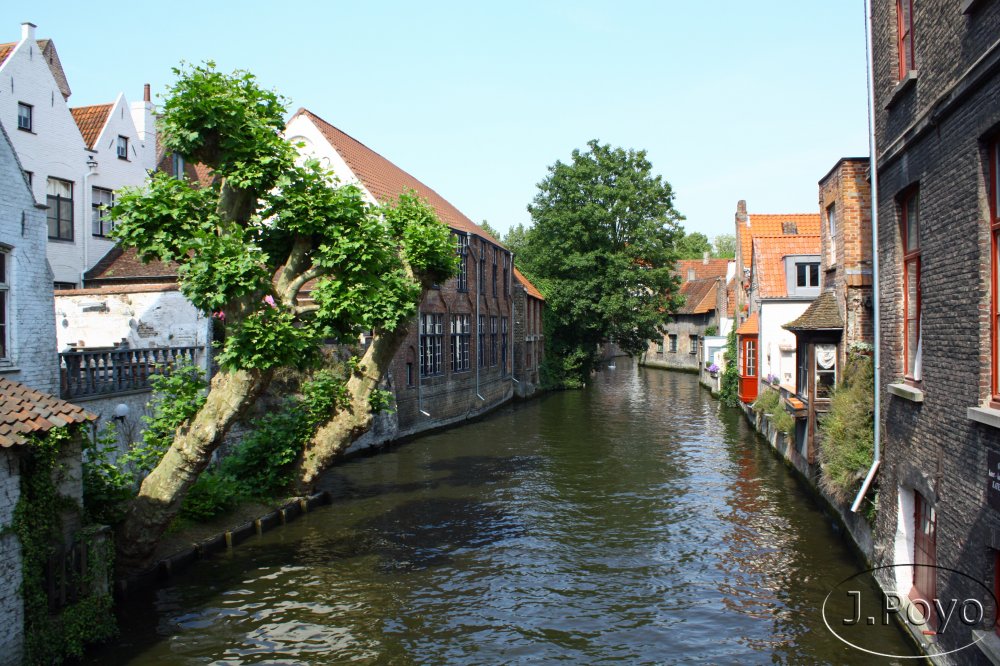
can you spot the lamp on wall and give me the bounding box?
[112,403,129,423]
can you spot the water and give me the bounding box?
[89,361,919,664]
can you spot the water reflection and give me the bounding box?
[88,360,918,664]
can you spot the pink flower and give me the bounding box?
[263,295,276,308]
[212,311,226,321]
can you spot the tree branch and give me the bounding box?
[275,234,312,301]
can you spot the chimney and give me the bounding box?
[143,83,151,102]
[703,251,709,265]
[130,83,157,172]
[736,200,749,228]
[21,22,36,42]
[782,220,798,235]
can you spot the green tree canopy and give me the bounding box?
[713,233,736,258]
[675,231,712,259]
[523,140,683,386]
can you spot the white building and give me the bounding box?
[0,22,154,287]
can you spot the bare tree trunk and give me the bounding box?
[294,325,409,492]
[117,367,272,572]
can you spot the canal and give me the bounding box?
[90,361,919,664]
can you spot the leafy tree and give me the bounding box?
[523,140,683,386]
[713,233,736,258]
[110,62,456,570]
[675,231,712,259]
[479,219,502,242]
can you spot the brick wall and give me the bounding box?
[871,1,1000,660]
[0,448,23,665]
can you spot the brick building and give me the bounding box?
[642,257,734,372]
[285,109,516,438]
[512,268,544,397]
[783,157,874,464]
[869,0,1000,660]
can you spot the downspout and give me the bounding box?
[510,252,520,386]
[852,0,882,513]
[475,239,485,402]
[80,157,99,286]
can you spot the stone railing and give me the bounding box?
[59,346,202,400]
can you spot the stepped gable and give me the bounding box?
[293,108,501,246]
[0,378,93,448]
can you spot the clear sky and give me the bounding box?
[14,2,870,242]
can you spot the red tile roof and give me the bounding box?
[738,213,821,272]
[293,108,501,246]
[514,267,544,301]
[677,277,718,315]
[675,258,730,281]
[0,378,93,448]
[70,104,112,149]
[0,39,71,99]
[752,235,821,298]
[736,312,759,336]
[84,247,180,285]
[0,43,13,67]
[725,278,736,318]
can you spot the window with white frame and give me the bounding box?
[450,314,470,372]
[92,187,114,236]
[46,178,74,240]
[419,313,443,377]
[17,103,32,132]
[826,203,837,262]
[796,262,820,288]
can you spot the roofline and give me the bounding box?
[818,156,870,187]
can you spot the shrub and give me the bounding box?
[718,328,739,407]
[179,471,247,522]
[82,423,134,526]
[752,388,779,415]
[819,352,875,505]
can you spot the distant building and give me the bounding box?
[512,267,544,396]
[286,108,517,440]
[642,256,734,373]
[869,1,1000,660]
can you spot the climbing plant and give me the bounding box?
[819,350,875,506]
[13,428,116,664]
[719,327,739,407]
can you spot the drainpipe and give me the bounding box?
[852,0,882,513]
[510,253,519,387]
[80,158,99,286]
[474,239,485,402]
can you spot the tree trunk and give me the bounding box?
[294,324,409,492]
[116,367,272,572]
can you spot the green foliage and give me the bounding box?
[752,387,793,434]
[388,191,461,286]
[770,403,795,435]
[675,231,712,259]
[127,364,208,475]
[369,388,395,413]
[479,220,501,241]
[704,325,717,336]
[82,423,133,526]
[712,233,736,258]
[179,370,348,521]
[752,388,780,416]
[14,428,116,664]
[522,140,683,386]
[216,305,321,372]
[819,352,875,505]
[719,327,740,407]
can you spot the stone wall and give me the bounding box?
[642,313,712,372]
[0,448,23,665]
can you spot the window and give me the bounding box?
[419,313,443,377]
[668,334,678,353]
[17,103,32,131]
[501,317,508,374]
[743,338,756,377]
[490,316,498,366]
[689,335,698,355]
[478,314,487,367]
[492,248,498,296]
[657,339,664,354]
[172,153,186,179]
[896,0,915,80]
[92,187,114,237]
[687,268,696,281]
[406,362,413,387]
[503,254,510,296]
[912,490,937,603]
[53,282,77,290]
[479,241,486,294]
[46,178,74,240]
[991,140,1000,402]
[456,234,469,292]
[450,314,471,372]
[117,136,129,160]
[901,189,921,381]
[0,250,7,360]
[815,343,837,399]
[827,203,837,262]
[796,262,820,288]
[24,171,32,187]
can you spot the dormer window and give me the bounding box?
[687,269,696,281]
[117,136,129,160]
[17,103,32,132]
[796,262,820,288]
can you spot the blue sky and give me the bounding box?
[17,2,869,242]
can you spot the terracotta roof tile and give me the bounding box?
[725,278,737,318]
[738,213,821,272]
[677,277,718,315]
[675,258,730,281]
[514,267,544,301]
[752,235,821,298]
[70,103,112,149]
[783,290,843,331]
[0,40,71,99]
[84,246,180,286]
[0,43,13,67]
[0,378,93,447]
[295,108,501,246]
[736,312,759,336]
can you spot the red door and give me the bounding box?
[739,335,758,403]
